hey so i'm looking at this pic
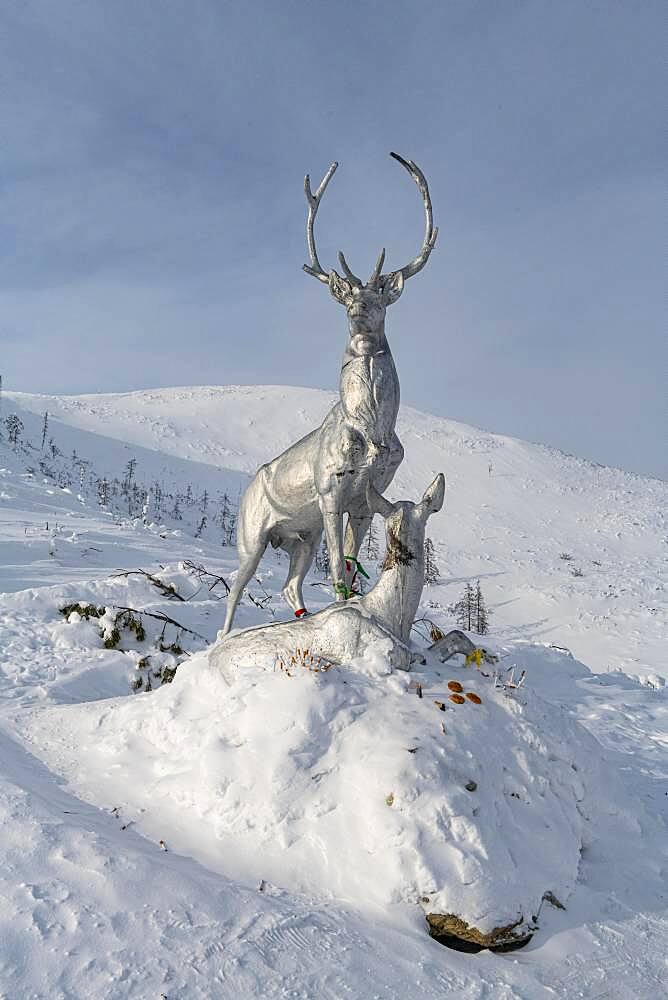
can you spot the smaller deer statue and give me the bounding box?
[220,152,438,635]
[210,473,445,677]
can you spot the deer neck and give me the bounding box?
[339,321,399,443]
[358,553,424,643]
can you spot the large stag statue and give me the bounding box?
[221,153,438,636]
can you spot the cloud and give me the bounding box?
[0,1,663,477]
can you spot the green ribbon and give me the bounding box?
[344,555,370,579]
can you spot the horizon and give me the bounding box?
[3,378,665,483]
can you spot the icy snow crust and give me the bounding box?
[0,385,666,998]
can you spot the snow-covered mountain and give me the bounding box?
[0,385,666,999]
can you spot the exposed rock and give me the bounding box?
[429,629,477,662]
[426,912,534,951]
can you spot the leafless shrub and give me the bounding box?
[275,647,335,677]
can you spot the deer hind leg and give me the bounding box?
[282,534,320,616]
[220,540,267,637]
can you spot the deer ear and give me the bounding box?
[381,270,404,306]
[366,482,396,517]
[328,271,353,304]
[418,473,446,518]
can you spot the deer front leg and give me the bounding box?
[343,514,373,591]
[320,496,348,600]
[315,418,366,600]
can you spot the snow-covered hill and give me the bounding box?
[0,385,666,999]
[8,384,667,677]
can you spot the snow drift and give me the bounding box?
[20,635,615,948]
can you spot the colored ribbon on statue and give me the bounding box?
[344,556,370,580]
[334,557,370,600]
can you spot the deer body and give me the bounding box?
[212,475,446,675]
[221,153,437,636]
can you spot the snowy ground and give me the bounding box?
[0,385,666,999]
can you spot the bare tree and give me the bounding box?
[41,411,49,450]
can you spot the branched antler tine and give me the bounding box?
[337,251,362,286]
[303,161,338,284]
[389,151,438,280]
[368,248,386,286]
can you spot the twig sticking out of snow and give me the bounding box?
[181,559,231,597]
[276,647,335,676]
[111,606,210,644]
[246,576,276,615]
[110,568,185,601]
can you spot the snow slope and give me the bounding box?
[0,385,666,999]
[10,384,667,677]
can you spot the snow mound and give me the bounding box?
[20,637,612,945]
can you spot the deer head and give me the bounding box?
[367,473,446,571]
[303,153,438,338]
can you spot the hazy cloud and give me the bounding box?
[0,0,664,476]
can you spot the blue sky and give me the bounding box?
[1,1,664,477]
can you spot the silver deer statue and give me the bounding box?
[221,153,438,636]
[212,474,446,673]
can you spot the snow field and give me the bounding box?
[0,385,665,998]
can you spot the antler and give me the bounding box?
[387,152,438,281]
[303,162,338,283]
[366,248,386,288]
[303,154,437,288]
[337,251,362,287]
[303,162,363,287]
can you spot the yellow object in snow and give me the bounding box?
[465,648,483,668]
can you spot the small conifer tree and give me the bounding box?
[5,413,23,448]
[453,582,475,631]
[218,493,232,543]
[453,580,490,634]
[474,579,490,634]
[315,538,330,578]
[363,521,380,563]
[122,459,137,509]
[98,478,110,507]
[225,511,237,546]
[423,537,440,585]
